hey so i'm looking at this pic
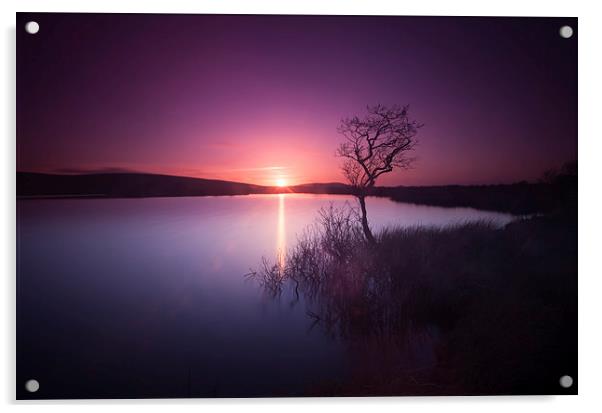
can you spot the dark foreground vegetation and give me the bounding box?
[251,191,577,395]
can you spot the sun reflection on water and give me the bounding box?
[277,193,286,269]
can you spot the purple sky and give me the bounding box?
[17,14,577,186]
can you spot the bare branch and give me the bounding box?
[336,104,422,192]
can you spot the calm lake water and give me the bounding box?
[17,194,515,398]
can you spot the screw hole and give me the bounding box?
[559,375,573,388]
[559,25,573,39]
[25,21,39,34]
[25,379,39,393]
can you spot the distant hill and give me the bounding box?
[17,171,575,215]
[288,182,353,195]
[16,172,353,199]
[17,172,272,198]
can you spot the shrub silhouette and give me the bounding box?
[250,205,576,395]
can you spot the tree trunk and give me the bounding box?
[357,195,376,244]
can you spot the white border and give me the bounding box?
[3,1,601,412]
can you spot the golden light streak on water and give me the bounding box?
[277,193,286,270]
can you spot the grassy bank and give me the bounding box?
[252,207,577,395]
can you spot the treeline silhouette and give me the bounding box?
[376,160,577,215]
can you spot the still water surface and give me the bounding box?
[17,194,514,398]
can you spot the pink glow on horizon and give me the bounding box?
[17,14,577,187]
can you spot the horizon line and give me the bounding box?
[16,170,542,188]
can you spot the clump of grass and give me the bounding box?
[250,205,577,395]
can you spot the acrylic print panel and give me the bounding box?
[16,13,577,399]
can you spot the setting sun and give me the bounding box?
[275,178,288,187]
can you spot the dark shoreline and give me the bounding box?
[17,171,576,215]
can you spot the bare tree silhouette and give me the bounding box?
[337,104,422,243]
